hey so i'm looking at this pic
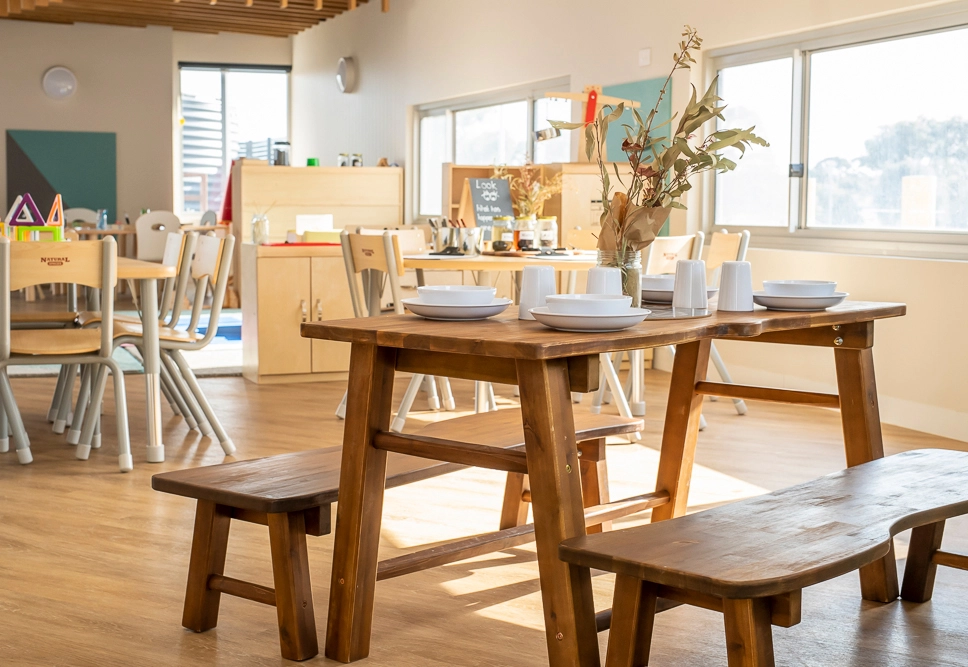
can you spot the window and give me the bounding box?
[178,64,290,213]
[414,78,571,217]
[710,17,968,246]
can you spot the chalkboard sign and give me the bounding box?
[466,178,514,228]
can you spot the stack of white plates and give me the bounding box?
[753,280,847,311]
[640,274,718,304]
[402,285,511,321]
[530,294,650,332]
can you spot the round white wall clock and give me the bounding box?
[336,57,357,93]
[42,66,77,99]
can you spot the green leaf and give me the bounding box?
[584,124,595,161]
[550,121,585,131]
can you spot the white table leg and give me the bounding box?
[630,349,646,416]
[141,278,165,463]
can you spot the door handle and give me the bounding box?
[316,299,323,321]
[300,300,308,323]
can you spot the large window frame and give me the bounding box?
[704,5,968,259]
[176,62,291,214]
[412,77,571,220]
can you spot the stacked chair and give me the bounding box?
[337,228,457,431]
[0,236,133,470]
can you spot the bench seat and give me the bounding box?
[153,408,643,661]
[560,449,968,666]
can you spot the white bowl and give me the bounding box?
[762,280,837,297]
[545,293,633,315]
[417,285,496,306]
[640,274,676,291]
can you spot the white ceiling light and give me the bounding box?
[42,66,77,99]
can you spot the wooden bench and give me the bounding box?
[152,409,643,661]
[559,449,968,667]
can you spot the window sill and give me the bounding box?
[715,227,968,262]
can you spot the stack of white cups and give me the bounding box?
[717,261,754,311]
[586,266,623,296]
[518,265,556,320]
[672,259,708,309]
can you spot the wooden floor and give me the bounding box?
[1,370,967,666]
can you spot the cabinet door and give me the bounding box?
[310,256,356,373]
[257,257,313,376]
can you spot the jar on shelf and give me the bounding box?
[251,213,270,245]
[513,215,537,251]
[536,216,558,250]
[491,216,514,251]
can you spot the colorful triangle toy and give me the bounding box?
[9,193,45,226]
[47,194,64,227]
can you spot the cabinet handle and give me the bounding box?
[300,300,308,323]
[316,299,323,321]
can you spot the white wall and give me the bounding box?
[292,0,968,441]
[0,21,292,219]
[0,21,173,218]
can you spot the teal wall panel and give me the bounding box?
[6,130,116,220]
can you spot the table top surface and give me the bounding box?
[117,257,176,280]
[403,253,598,271]
[302,301,906,360]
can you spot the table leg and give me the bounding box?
[415,268,426,287]
[140,278,165,463]
[516,358,600,667]
[325,343,397,663]
[651,339,710,522]
[67,284,77,313]
[835,346,899,602]
[629,349,646,416]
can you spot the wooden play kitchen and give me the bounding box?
[301,300,905,665]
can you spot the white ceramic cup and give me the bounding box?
[672,259,708,309]
[717,261,754,312]
[586,266,623,295]
[519,265,556,320]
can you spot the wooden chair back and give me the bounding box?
[0,237,117,359]
[180,233,235,347]
[63,208,98,224]
[705,229,751,286]
[644,232,705,275]
[136,211,181,261]
[160,231,199,327]
[340,230,406,317]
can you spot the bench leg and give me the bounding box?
[268,511,318,661]
[901,520,946,603]
[499,473,530,530]
[182,501,231,633]
[605,575,657,667]
[579,438,610,534]
[723,598,775,667]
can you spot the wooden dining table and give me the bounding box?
[301,300,905,666]
[115,258,176,462]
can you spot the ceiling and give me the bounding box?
[0,0,383,38]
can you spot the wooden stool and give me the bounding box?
[559,450,968,667]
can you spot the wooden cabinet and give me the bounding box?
[242,244,354,384]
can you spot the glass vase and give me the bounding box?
[251,213,270,245]
[597,249,642,308]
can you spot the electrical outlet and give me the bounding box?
[638,48,652,67]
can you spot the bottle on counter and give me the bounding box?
[513,215,537,251]
[491,216,514,251]
[536,216,558,250]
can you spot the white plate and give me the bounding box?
[402,297,512,321]
[641,287,719,304]
[529,306,651,332]
[752,291,848,311]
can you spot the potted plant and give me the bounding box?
[552,25,768,304]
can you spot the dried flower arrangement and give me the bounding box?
[552,25,768,252]
[492,161,563,217]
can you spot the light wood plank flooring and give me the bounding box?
[0,371,966,666]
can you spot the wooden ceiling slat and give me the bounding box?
[2,0,371,36]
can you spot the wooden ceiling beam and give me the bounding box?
[0,0,374,36]
[56,0,346,20]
